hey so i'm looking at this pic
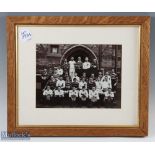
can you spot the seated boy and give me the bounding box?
[104,88,114,107]
[43,86,53,104]
[89,86,99,107]
[56,76,65,89]
[81,72,88,82]
[72,72,80,82]
[69,86,79,107]
[57,65,63,76]
[45,76,56,91]
[101,76,111,92]
[79,77,87,90]
[79,86,88,107]
[90,73,95,80]
[71,78,79,89]
[87,77,96,93]
[54,86,64,106]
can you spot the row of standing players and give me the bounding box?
[39,57,118,107]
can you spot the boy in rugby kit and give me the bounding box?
[69,57,76,79]
[69,86,79,107]
[79,86,88,107]
[43,86,53,104]
[54,86,64,106]
[89,86,99,107]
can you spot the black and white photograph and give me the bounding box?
[36,44,122,108]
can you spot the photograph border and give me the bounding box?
[7,16,150,137]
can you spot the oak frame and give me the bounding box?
[7,16,150,137]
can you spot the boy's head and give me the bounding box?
[44,68,47,72]
[82,77,85,82]
[47,86,50,90]
[105,71,109,76]
[91,73,95,77]
[97,77,100,81]
[59,76,63,80]
[85,57,88,62]
[92,86,96,91]
[89,77,93,82]
[105,76,108,81]
[65,72,69,76]
[108,88,112,93]
[83,72,86,76]
[72,86,76,91]
[50,76,54,80]
[71,57,74,61]
[93,59,97,63]
[78,57,81,61]
[66,76,70,81]
[98,71,102,76]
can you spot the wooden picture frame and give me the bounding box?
[7,16,150,137]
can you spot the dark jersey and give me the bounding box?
[87,82,96,90]
[71,82,79,89]
[62,63,69,72]
[91,62,97,69]
[65,81,71,89]
[76,61,83,69]
[46,80,56,90]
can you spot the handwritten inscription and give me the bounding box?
[20,29,32,42]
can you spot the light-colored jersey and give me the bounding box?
[56,80,65,88]
[69,60,76,69]
[43,89,53,96]
[89,90,99,100]
[79,81,87,89]
[104,91,114,98]
[102,81,111,89]
[69,90,78,98]
[54,90,64,96]
[57,69,63,76]
[83,62,91,69]
[95,81,103,90]
[72,76,80,82]
[79,90,88,98]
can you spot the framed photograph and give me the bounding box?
[7,16,150,137]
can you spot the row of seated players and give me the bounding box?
[41,66,118,92]
[43,85,115,107]
[43,72,117,91]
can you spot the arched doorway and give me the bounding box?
[60,45,98,65]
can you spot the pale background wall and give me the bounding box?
[0,12,154,141]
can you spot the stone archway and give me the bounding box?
[60,45,98,65]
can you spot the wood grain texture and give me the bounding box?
[7,16,150,137]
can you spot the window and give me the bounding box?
[52,47,58,53]
[50,45,58,54]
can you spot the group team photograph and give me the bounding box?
[36,44,122,108]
